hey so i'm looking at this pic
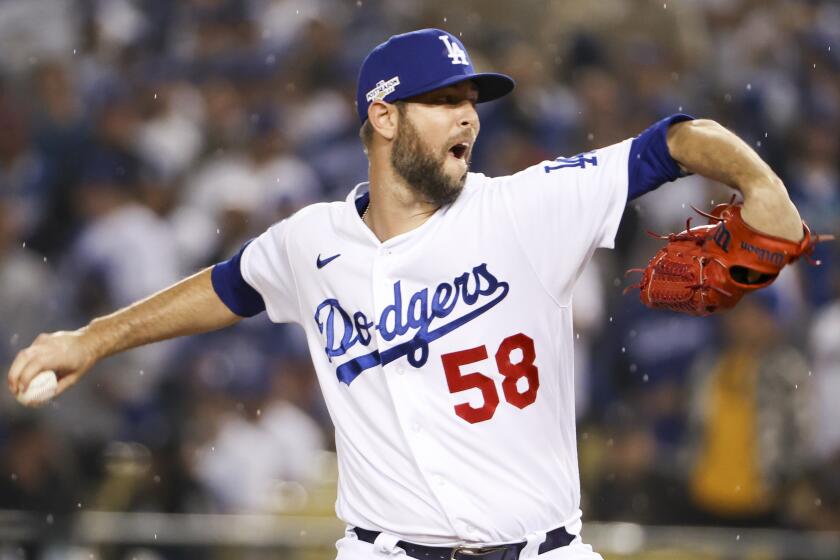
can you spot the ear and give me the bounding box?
[368,100,399,142]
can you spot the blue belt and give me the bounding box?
[352,526,575,560]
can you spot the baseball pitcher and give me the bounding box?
[7,29,820,560]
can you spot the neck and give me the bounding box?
[364,158,440,242]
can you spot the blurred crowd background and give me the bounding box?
[1,0,839,557]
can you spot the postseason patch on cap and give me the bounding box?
[366,76,401,102]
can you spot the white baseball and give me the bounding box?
[16,370,58,407]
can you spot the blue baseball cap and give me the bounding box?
[356,28,515,123]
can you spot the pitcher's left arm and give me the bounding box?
[666,119,802,241]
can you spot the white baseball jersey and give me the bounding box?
[212,115,692,546]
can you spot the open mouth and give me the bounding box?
[448,142,469,160]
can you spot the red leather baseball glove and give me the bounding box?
[625,196,832,316]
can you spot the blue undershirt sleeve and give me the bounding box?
[627,113,695,200]
[211,241,267,318]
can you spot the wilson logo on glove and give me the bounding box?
[624,196,833,316]
[712,222,731,252]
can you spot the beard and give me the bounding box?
[390,112,467,207]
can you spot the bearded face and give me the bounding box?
[390,106,469,207]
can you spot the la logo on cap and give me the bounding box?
[438,35,469,65]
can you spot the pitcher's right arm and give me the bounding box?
[7,267,242,399]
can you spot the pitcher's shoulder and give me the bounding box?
[281,200,346,232]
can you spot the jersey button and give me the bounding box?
[395,365,405,375]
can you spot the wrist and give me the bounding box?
[739,182,803,242]
[78,319,114,362]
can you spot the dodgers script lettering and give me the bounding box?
[314,263,510,385]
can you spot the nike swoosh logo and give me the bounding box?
[317,253,341,269]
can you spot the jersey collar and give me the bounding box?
[344,181,455,250]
